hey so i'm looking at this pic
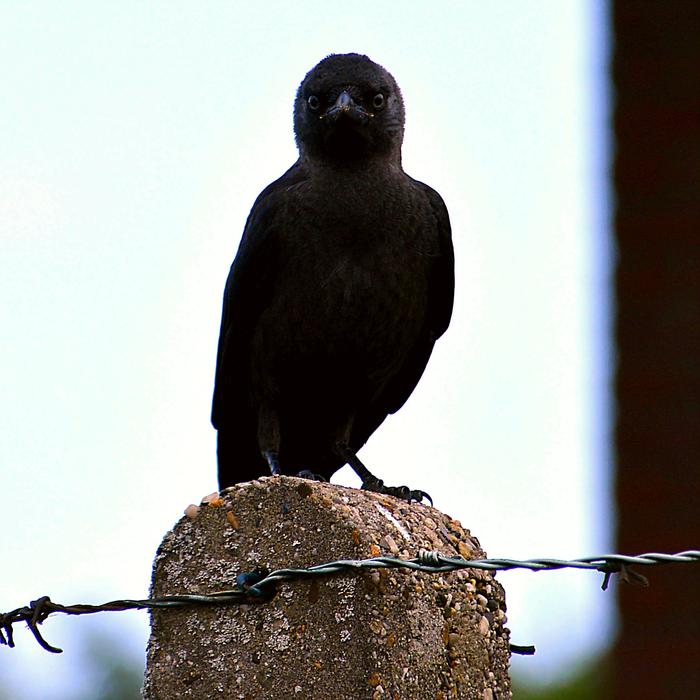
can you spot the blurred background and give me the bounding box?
[1,2,697,698]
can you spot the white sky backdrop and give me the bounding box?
[0,1,612,696]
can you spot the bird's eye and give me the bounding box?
[372,93,385,109]
[307,95,320,111]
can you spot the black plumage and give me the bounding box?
[212,53,454,501]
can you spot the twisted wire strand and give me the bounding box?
[1,549,698,654]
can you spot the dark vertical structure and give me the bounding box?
[612,2,700,697]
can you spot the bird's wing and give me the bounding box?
[351,182,454,449]
[419,181,455,341]
[211,161,306,432]
[383,181,454,414]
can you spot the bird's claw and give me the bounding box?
[361,477,432,505]
[296,470,327,482]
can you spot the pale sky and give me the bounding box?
[0,2,612,696]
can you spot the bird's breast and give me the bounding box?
[248,173,439,402]
[253,229,430,393]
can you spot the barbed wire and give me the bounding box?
[1,549,698,655]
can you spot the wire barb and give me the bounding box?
[1,549,697,654]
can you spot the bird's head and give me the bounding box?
[294,54,405,165]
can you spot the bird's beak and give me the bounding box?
[322,90,370,124]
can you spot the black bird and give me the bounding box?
[212,53,454,502]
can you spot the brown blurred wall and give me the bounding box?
[612,1,700,697]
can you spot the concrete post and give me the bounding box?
[143,477,511,699]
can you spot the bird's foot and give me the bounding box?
[295,470,327,482]
[333,440,433,505]
[361,475,432,506]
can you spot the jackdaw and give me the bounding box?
[212,53,454,502]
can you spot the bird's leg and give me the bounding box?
[257,405,323,480]
[333,441,433,506]
[263,450,281,476]
[258,405,282,476]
